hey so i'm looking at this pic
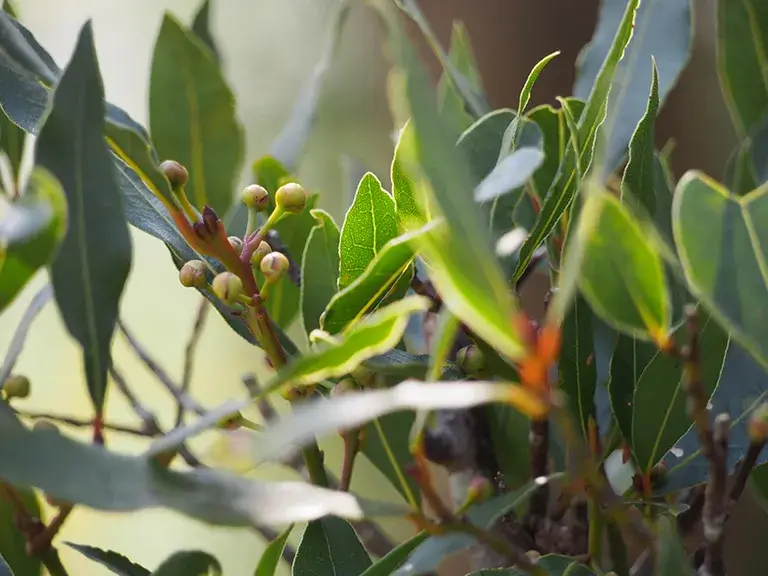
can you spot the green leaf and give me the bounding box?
[254,524,293,576]
[66,543,150,576]
[621,60,660,216]
[0,3,24,187]
[391,120,431,230]
[558,296,597,439]
[362,412,420,505]
[575,0,692,172]
[673,172,768,368]
[718,0,768,136]
[0,284,52,382]
[339,172,399,290]
[293,517,371,576]
[301,209,340,336]
[474,147,544,203]
[361,349,429,381]
[150,13,243,215]
[35,21,132,413]
[360,532,428,576]
[514,0,640,280]
[321,225,426,335]
[654,516,693,576]
[469,554,594,575]
[0,167,66,312]
[0,487,41,575]
[437,21,484,133]
[154,551,222,576]
[191,0,220,61]
[0,555,11,576]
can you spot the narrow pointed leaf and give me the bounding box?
[154,551,222,576]
[254,524,293,576]
[437,21,484,132]
[0,167,66,312]
[66,543,150,576]
[391,120,431,230]
[654,516,693,576]
[360,532,429,576]
[293,517,371,576]
[35,21,132,412]
[474,147,544,203]
[0,487,40,575]
[0,555,11,576]
[150,13,243,215]
[191,0,219,60]
[301,209,340,336]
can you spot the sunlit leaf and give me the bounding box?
[360,532,428,576]
[301,209,340,336]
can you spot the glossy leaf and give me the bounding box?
[0,167,66,312]
[339,172,398,290]
[293,517,371,576]
[473,147,544,203]
[0,487,41,576]
[321,225,426,334]
[360,532,428,576]
[574,0,692,173]
[254,524,293,576]
[575,191,669,342]
[673,172,768,367]
[515,0,640,280]
[301,209,340,336]
[718,0,768,136]
[0,401,398,527]
[437,21,484,132]
[391,120,431,230]
[66,543,150,576]
[191,0,219,60]
[154,551,222,576]
[35,21,132,412]
[0,3,23,186]
[150,13,243,215]
[654,516,693,576]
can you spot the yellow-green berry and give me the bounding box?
[212,272,244,305]
[3,375,30,399]
[241,184,270,212]
[260,251,290,281]
[228,236,244,255]
[160,160,188,189]
[274,182,307,214]
[749,402,768,443]
[179,260,206,288]
[456,345,484,375]
[250,241,272,268]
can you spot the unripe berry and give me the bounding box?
[228,236,244,255]
[212,272,244,305]
[250,241,272,268]
[3,375,30,399]
[274,182,307,214]
[749,402,768,443]
[160,160,188,189]
[179,260,207,288]
[260,251,290,281]
[331,378,359,398]
[241,184,270,212]
[456,345,484,375]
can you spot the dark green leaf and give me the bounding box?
[66,543,150,576]
[515,0,640,280]
[35,21,132,412]
[339,172,398,290]
[362,412,420,505]
[0,167,66,312]
[673,171,768,368]
[437,21,482,132]
[360,532,428,576]
[150,13,243,215]
[301,209,340,336]
[0,486,40,575]
[254,524,293,576]
[154,551,222,576]
[0,1,23,186]
[575,0,692,173]
[654,516,693,575]
[469,554,594,575]
[293,517,371,576]
[191,0,220,61]
[559,296,597,439]
[717,0,768,136]
[361,349,429,381]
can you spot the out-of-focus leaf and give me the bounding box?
[673,171,768,368]
[66,543,150,576]
[150,13,243,215]
[717,0,768,136]
[339,172,398,290]
[292,517,371,576]
[254,524,293,576]
[654,516,693,576]
[360,532,428,576]
[724,116,768,195]
[0,486,41,575]
[515,0,640,281]
[35,21,132,412]
[0,3,24,187]
[473,147,544,203]
[391,120,431,230]
[0,284,52,383]
[0,168,66,312]
[574,0,692,173]
[191,0,219,61]
[321,225,427,334]
[154,551,222,576]
[0,555,11,576]
[437,21,484,132]
[362,349,429,381]
[301,209,340,336]
[469,555,594,575]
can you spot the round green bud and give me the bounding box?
[212,272,244,305]
[179,260,207,288]
[274,182,307,214]
[3,374,30,399]
[228,236,244,255]
[160,160,189,189]
[32,420,60,434]
[250,241,272,268]
[456,345,484,375]
[241,184,270,212]
[260,251,290,281]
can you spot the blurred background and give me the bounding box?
[0,0,762,574]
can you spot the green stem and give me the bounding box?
[40,549,69,576]
[301,443,330,487]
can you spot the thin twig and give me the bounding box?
[448,520,541,575]
[117,319,206,415]
[109,366,160,434]
[15,410,152,437]
[176,300,209,427]
[0,285,53,383]
[728,440,766,507]
[701,414,729,576]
